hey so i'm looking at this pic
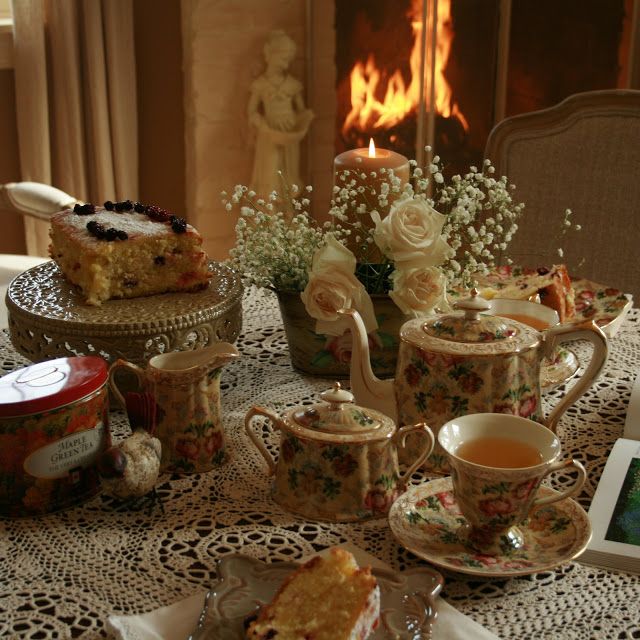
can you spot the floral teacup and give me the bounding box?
[245,383,434,522]
[438,413,586,555]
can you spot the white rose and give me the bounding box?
[371,196,454,268]
[301,236,378,336]
[389,265,448,317]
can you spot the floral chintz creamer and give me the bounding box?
[109,343,240,474]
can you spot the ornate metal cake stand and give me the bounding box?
[5,260,243,366]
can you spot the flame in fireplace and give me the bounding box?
[342,0,469,138]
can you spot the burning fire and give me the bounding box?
[342,0,469,139]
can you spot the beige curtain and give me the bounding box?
[11,0,138,256]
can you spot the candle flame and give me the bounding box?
[368,138,376,157]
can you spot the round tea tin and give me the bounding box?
[0,356,111,517]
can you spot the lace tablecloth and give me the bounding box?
[1,287,640,639]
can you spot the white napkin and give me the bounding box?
[107,544,500,640]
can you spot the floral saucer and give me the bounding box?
[389,477,592,578]
[466,267,632,339]
[541,347,579,391]
[570,278,632,338]
[189,554,443,639]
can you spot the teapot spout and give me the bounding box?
[339,308,397,422]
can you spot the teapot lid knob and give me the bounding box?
[320,382,354,410]
[453,287,491,320]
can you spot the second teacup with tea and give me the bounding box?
[438,413,586,555]
[487,297,560,331]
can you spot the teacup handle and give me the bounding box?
[543,320,608,432]
[533,458,587,508]
[394,423,435,487]
[108,359,146,409]
[244,406,282,475]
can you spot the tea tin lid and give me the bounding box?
[0,356,108,418]
[288,382,394,442]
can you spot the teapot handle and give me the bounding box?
[244,406,282,475]
[543,320,609,432]
[108,359,146,409]
[394,423,435,487]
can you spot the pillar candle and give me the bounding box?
[332,140,410,262]
[333,140,410,194]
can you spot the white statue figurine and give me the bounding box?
[248,30,314,198]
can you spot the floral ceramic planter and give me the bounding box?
[277,290,406,378]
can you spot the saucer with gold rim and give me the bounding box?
[389,477,592,578]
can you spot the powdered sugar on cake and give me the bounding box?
[61,209,195,239]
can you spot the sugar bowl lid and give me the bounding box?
[402,289,539,354]
[287,382,395,442]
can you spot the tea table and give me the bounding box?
[1,286,639,639]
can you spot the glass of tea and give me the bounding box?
[438,413,586,555]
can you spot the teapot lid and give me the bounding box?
[403,289,539,354]
[288,382,395,442]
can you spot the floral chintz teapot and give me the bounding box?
[342,290,609,472]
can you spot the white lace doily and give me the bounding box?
[1,287,639,639]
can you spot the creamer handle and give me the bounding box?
[244,406,282,475]
[532,458,586,507]
[108,359,146,409]
[394,423,435,487]
[543,320,608,432]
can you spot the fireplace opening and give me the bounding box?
[333,0,634,175]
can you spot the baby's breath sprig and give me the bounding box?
[222,182,347,291]
[325,150,526,290]
[224,150,533,296]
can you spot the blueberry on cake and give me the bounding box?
[245,548,380,640]
[49,200,211,305]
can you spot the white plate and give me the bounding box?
[189,554,443,639]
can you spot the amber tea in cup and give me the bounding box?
[497,314,549,331]
[438,413,586,554]
[487,298,560,331]
[455,436,543,468]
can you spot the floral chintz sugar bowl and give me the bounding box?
[245,383,434,522]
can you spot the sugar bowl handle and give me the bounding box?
[394,423,435,487]
[245,406,282,475]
